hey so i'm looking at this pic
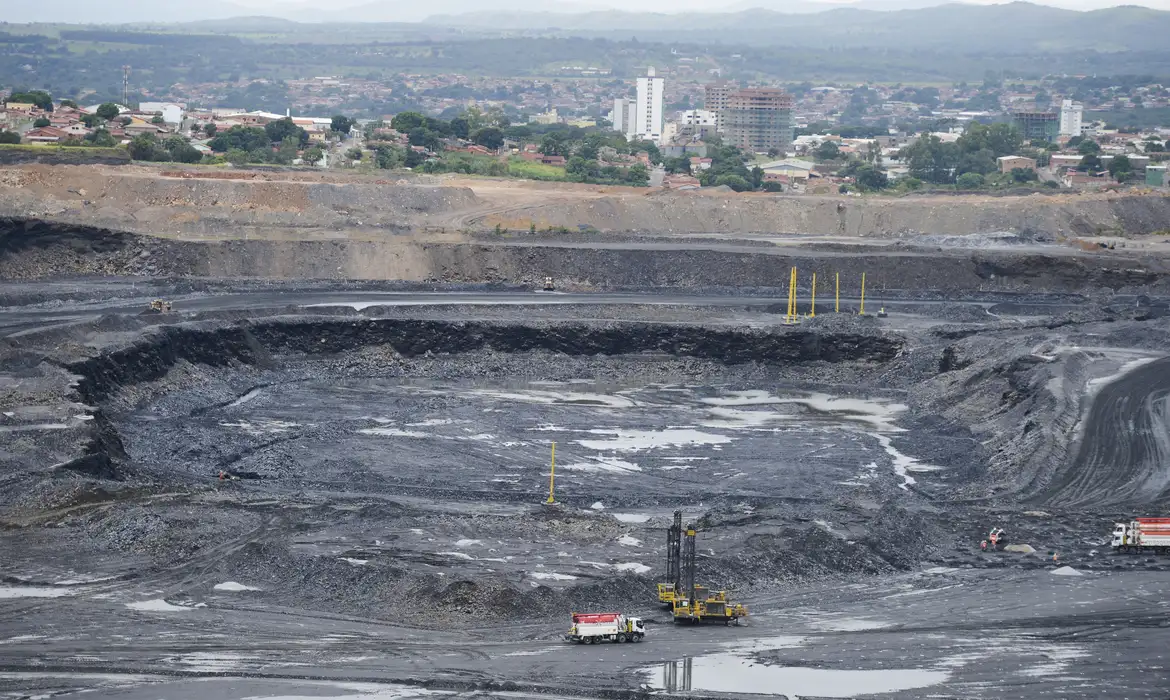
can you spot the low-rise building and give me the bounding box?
[23,126,67,143]
[1049,154,1085,169]
[998,155,1037,173]
[760,158,816,181]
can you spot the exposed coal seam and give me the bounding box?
[66,318,904,405]
[59,317,901,480]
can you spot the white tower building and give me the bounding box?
[1060,99,1084,137]
[634,67,664,142]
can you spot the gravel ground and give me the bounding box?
[3,280,1170,699]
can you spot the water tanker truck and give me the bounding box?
[564,612,645,644]
[1112,518,1170,554]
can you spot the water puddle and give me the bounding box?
[612,513,652,523]
[648,655,949,697]
[575,428,732,451]
[809,618,892,632]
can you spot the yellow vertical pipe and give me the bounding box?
[835,272,840,313]
[790,267,797,322]
[810,272,816,317]
[546,441,556,504]
[860,272,867,315]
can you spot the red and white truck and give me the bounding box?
[1111,518,1170,554]
[564,612,646,644]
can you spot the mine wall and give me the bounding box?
[4,218,1169,292]
[67,318,904,407]
[3,165,1170,237]
[482,190,1170,237]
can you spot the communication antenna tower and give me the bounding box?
[122,65,131,107]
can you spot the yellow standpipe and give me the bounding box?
[789,267,798,323]
[859,272,867,315]
[835,272,840,313]
[546,441,557,504]
[810,272,816,317]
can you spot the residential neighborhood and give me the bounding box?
[3,70,1170,192]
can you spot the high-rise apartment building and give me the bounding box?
[704,82,732,133]
[611,98,637,139]
[1012,111,1059,142]
[722,88,794,154]
[1059,99,1084,137]
[634,67,664,142]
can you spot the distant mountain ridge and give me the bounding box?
[418,2,1170,52]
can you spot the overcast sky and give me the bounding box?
[228,0,1170,11]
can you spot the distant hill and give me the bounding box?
[421,2,1170,52]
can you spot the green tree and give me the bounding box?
[225,148,249,166]
[60,99,78,109]
[750,165,765,190]
[390,111,427,132]
[538,132,569,156]
[9,91,53,111]
[0,131,20,144]
[955,172,985,189]
[902,135,958,184]
[151,116,165,125]
[814,140,840,160]
[1066,135,1084,149]
[565,155,599,181]
[128,134,165,161]
[84,128,116,147]
[1011,167,1039,183]
[630,139,662,164]
[265,118,308,146]
[1108,154,1133,181]
[662,156,691,174]
[1080,153,1102,172]
[1077,139,1101,155]
[80,113,99,128]
[471,126,504,150]
[303,146,325,165]
[33,117,50,128]
[272,135,300,165]
[330,115,354,135]
[576,133,605,161]
[404,148,427,168]
[715,174,752,191]
[374,144,404,169]
[95,103,120,121]
[407,127,440,151]
[204,123,217,137]
[449,116,471,139]
[208,126,271,153]
[849,163,889,190]
[346,147,364,161]
[626,163,650,186]
[957,122,1021,159]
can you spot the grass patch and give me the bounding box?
[505,158,567,181]
[0,143,125,156]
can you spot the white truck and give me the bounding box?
[1111,518,1170,554]
[564,612,645,644]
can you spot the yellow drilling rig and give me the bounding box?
[655,512,747,625]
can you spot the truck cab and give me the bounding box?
[1111,522,1129,548]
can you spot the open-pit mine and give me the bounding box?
[2,165,1169,700]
